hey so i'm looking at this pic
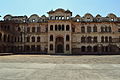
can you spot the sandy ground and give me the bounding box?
[0,55,120,64]
[0,55,120,80]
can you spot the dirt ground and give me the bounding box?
[0,54,120,64]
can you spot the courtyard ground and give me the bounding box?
[0,54,120,80]
[0,54,120,64]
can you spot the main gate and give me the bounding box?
[55,37,64,53]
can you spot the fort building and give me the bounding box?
[0,8,120,54]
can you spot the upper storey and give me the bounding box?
[2,8,120,23]
[4,14,28,22]
[47,8,72,20]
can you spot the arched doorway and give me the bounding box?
[56,44,64,53]
[55,37,64,53]
[81,46,86,52]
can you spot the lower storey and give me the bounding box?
[0,45,120,55]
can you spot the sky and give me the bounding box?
[0,0,120,20]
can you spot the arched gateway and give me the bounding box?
[55,37,64,53]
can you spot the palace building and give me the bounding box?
[0,8,120,54]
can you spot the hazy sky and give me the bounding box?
[0,0,120,20]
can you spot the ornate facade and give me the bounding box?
[0,8,120,54]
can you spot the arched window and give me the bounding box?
[55,25,57,31]
[111,18,114,21]
[50,16,53,20]
[17,27,21,31]
[14,37,17,42]
[3,35,7,42]
[87,26,91,33]
[109,36,112,42]
[58,25,61,31]
[55,16,58,20]
[50,25,53,31]
[87,46,92,52]
[50,44,53,50]
[27,36,30,42]
[37,27,40,32]
[66,16,69,20]
[59,16,61,20]
[81,36,86,43]
[62,25,64,31]
[93,25,97,32]
[101,36,104,42]
[66,44,69,51]
[31,45,35,51]
[101,27,104,32]
[87,36,92,43]
[19,36,22,42]
[27,27,30,32]
[32,19,35,22]
[66,25,70,31]
[93,46,98,52]
[62,16,64,20]
[77,19,80,22]
[7,25,10,30]
[105,26,107,32]
[37,45,41,51]
[32,36,35,42]
[1,25,3,29]
[93,37,97,43]
[105,46,109,52]
[26,45,30,51]
[105,37,108,42]
[7,35,10,42]
[37,36,40,42]
[86,17,91,22]
[11,36,14,42]
[32,27,36,32]
[81,26,85,33]
[17,37,20,42]
[81,46,86,52]
[66,35,70,41]
[108,27,111,32]
[50,35,53,41]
